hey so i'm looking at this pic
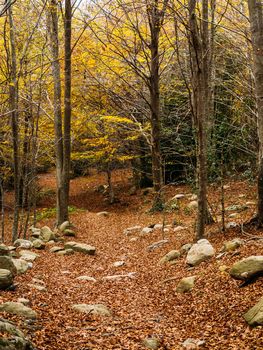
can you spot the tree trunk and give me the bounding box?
[62,0,72,222]
[8,6,20,242]
[188,0,211,239]
[248,0,263,226]
[49,0,68,225]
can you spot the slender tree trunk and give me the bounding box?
[188,0,211,239]
[49,0,65,225]
[62,0,72,221]
[248,0,263,226]
[8,6,20,241]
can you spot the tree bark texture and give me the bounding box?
[248,0,263,226]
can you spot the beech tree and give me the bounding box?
[248,0,263,227]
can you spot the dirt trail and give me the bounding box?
[1,170,263,349]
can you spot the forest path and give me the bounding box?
[1,170,263,349]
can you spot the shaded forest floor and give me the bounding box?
[1,169,263,349]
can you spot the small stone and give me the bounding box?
[173,194,185,200]
[76,276,96,282]
[186,239,215,266]
[96,211,109,217]
[176,276,195,293]
[113,261,125,267]
[219,265,228,272]
[225,222,238,229]
[64,242,96,255]
[0,256,17,276]
[182,338,205,349]
[57,249,74,256]
[230,256,263,280]
[0,269,13,289]
[174,226,187,232]
[19,250,39,262]
[40,226,56,242]
[189,194,197,200]
[147,240,169,251]
[221,238,244,252]
[102,272,136,281]
[124,225,142,235]
[143,337,160,349]
[153,224,163,230]
[12,258,29,275]
[59,221,70,232]
[63,229,76,237]
[72,303,111,316]
[159,250,180,264]
[28,283,47,292]
[229,213,238,218]
[32,239,45,249]
[141,227,154,235]
[50,246,64,253]
[0,302,37,319]
[180,243,193,254]
[14,239,32,249]
[0,245,10,256]
[187,201,198,209]
[17,298,30,306]
[244,297,263,326]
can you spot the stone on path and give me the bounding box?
[243,297,263,326]
[124,226,142,236]
[176,276,195,293]
[63,229,76,237]
[147,240,169,251]
[174,226,187,233]
[12,259,29,275]
[32,239,46,249]
[0,256,17,276]
[221,238,244,252]
[64,242,96,255]
[96,211,110,217]
[59,221,70,232]
[0,319,35,349]
[57,249,74,256]
[173,194,185,200]
[180,243,193,254]
[182,338,205,348]
[0,269,13,290]
[186,239,215,266]
[159,250,180,264]
[72,303,111,316]
[113,261,125,267]
[40,226,56,242]
[76,276,96,282]
[225,222,238,229]
[50,246,64,253]
[0,302,37,319]
[143,337,160,349]
[141,227,154,235]
[230,256,263,280]
[102,272,136,281]
[17,298,30,306]
[0,244,10,256]
[19,250,39,262]
[14,239,32,249]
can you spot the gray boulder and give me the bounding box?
[72,303,111,316]
[244,297,263,326]
[59,221,70,232]
[0,302,37,319]
[0,319,35,350]
[0,256,17,276]
[142,337,160,349]
[14,239,32,249]
[230,256,263,280]
[221,238,244,252]
[32,239,45,250]
[40,226,56,242]
[176,276,195,293]
[0,245,10,256]
[0,269,13,290]
[19,250,39,262]
[12,259,30,275]
[186,239,215,266]
[159,250,180,264]
[57,249,74,256]
[64,242,96,255]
